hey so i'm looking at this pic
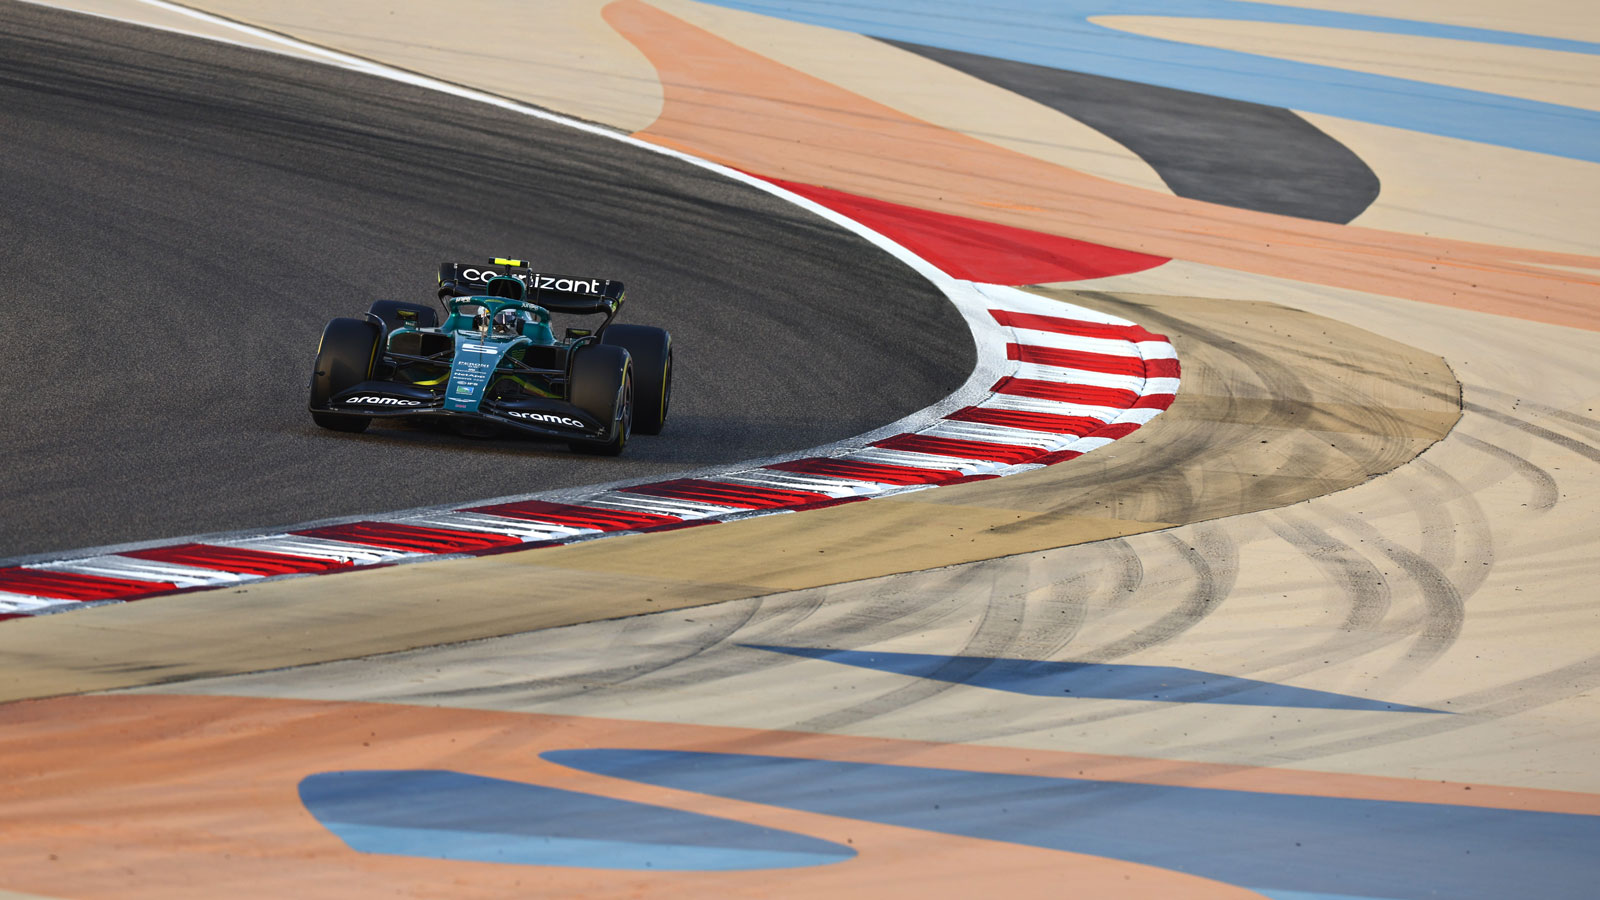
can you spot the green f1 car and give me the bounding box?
[308,258,671,455]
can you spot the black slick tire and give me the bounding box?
[568,343,633,456]
[601,324,671,435]
[309,317,380,433]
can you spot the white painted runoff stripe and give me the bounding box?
[0,592,81,615]
[1006,363,1147,390]
[1006,328,1144,356]
[976,394,1127,419]
[920,421,1077,448]
[401,513,599,541]
[225,536,413,564]
[41,556,252,588]
[715,473,880,497]
[579,493,747,520]
[843,448,999,473]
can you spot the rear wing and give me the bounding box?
[437,259,625,315]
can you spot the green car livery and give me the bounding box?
[308,258,672,456]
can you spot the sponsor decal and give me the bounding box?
[459,267,515,284]
[460,343,499,354]
[532,274,601,294]
[345,395,421,407]
[507,410,586,429]
[456,268,602,296]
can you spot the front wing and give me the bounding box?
[313,380,611,442]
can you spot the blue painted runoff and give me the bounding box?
[544,749,1600,900]
[699,1,1600,163]
[744,644,1443,712]
[299,769,855,870]
[1257,892,1414,900]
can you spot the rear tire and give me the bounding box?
[368,299,438,335]
[602,324,671,435]
[568,343,633,456]
[309,317,380,433]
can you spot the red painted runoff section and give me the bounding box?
[620,479,835,509]
[760,176,1168,284]
[121,544,351,576]
[872,434,1042,465]
[944,406,1107,435]
[766,457,957,486]
[1143,358,1182,378]
[1034,449,1086,465]
[292,522,519,553]
[1132,393,1177,409]
[466,499,682,532]
[0,567,177,601]
[990,377,1138,407]
[1085,422,1144,441]
[1007,343,1153,377]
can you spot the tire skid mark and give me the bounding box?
[783,564,1036,734]
[621,599,780,700]
[1086,526,1237,663]
[1103,538,1146,607]
[1015,559,1092,660]
[1315,506,1465,665]
[1463,400,1600,464]
[1264,510,1391,632]
[597,592,772,692]
[395,598,764,707]
[367,580,776,707]
[615,596,775,698]
[784,565,1077,722]
[1243,471,1476,690]
[484,565,1006,714]
[1219,512,1417,693]
[1410,458,1497,607]
[794,566,1007,655]
[740,584,834,639]
[541,553,1101,735]
[1469,387,1600,438]
[1453,433,1560,512]
[766,551,1126,735]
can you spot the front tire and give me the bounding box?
[568,343,633,456]
[309,317,379,433]
[602,324,671,435]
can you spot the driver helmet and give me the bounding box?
[492,308,522,336]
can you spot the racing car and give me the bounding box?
[308,258,670,455]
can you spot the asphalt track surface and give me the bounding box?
[0,1,972,559]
